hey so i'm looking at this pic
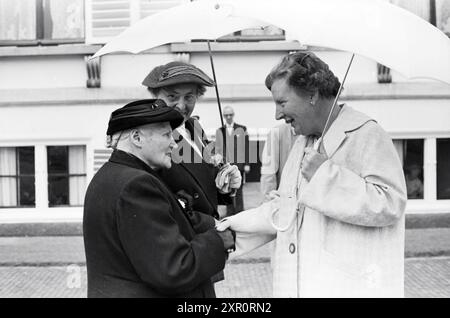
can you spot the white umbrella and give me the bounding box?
[92,0,266,59]
[92,0,450,149]
[92,0,267,129]
[93,0,450,85]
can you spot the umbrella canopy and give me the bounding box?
[92,0,266,58]
[93,0,450,85]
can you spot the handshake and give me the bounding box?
[216,225,236,254]
[215,217,238,254]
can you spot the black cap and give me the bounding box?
[106,99,184,135]
[142,61,215,88]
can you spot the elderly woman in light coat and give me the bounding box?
[217,52,407,298]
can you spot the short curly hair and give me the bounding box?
[265,52,341,99]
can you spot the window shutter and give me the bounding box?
[93,148,112,173]
[139,0,188,19]
[86,0,188,44]
[86,0,131,44]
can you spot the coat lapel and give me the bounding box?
[322,105,375,158]
[185,118,208,153]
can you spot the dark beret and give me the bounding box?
[142,61,215,88]
[106,99,184,135]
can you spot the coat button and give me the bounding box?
[193,193,199,199]
[289,243,296,254]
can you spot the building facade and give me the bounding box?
[0,0,449,224]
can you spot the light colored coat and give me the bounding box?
[260,123,298,201]
[228,105,407,298]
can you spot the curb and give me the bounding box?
[1,213,450,237]
[2,252,450,267]
[0,223,82,237]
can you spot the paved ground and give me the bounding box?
[1,226,450,266]
[0,257,449,298]
[0,182,449,298]
[0,233,449,298]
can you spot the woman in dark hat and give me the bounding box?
[83,99,235,298]
[142,62,242,220]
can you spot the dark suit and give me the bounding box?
[158,118,232,219]
[83,149,227,298]
[215,123,249,214]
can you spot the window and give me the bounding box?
[393,139,424,199]
[392,0,450,37]
[0,147,35,208]
[437,138,450,199]
[218,26,285,42]
[86,0,284,44]
[0,0,84,46]
[437,0,450,36]
[87,0,187,43]
[47,145,87,207]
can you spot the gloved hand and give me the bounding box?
[176,190,194,212]
[215,163,242,194]
[216,228,236,253]
[210,153,224,167]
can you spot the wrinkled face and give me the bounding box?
[156,84,198,123]
[139,122,176,170]
[271,78,317,136]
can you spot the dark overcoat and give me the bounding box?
[158,118,232,219]
[83,149,227,298]
[215,123,250,172]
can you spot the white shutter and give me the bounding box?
[86,0,188,44]
[390,0,430,21]
[93,148,112,173]
[86,0,131,44]
[139,0,188,19]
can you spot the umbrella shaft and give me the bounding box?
[207,40,225,128]
[318,53,355,152]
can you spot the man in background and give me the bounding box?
[215,106,250,215]
[260,122,298,202]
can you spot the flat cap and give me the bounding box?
[106,99,184,135]
[142,61,215,88]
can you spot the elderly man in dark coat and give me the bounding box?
[83,99,235,298]
[142,62,242,284]
[142,62,242,220]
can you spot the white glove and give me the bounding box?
[215,217,233,232]
[210,153,224,167]
[215,164,242,193]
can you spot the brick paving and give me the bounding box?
[0,183,449,298]
[0,257,449,298]
[405,257,450,298]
